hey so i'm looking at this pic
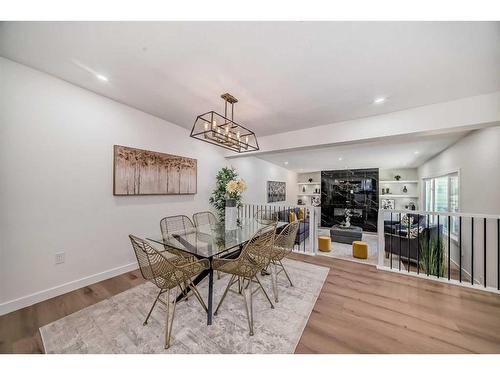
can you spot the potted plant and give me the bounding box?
[209,167,243,222]
[209,167,248,229]
[394,175,401,181]
[419,237,445,277]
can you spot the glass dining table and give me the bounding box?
[147,219,286,325]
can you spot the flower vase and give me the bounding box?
[225,198,238,230]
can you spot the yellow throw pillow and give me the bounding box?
[288,211,297,222]
[297,208,305,220]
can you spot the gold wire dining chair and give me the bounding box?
[212,224,277,336]
[129,235,209,349]
[192,211,218,227]
[192,211,223,280]
[160,215,197,260]
[254,207,278,225]
[268,220,300,303]
[254,208,278,276]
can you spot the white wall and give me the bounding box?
[0,58,296,314]
[246,91,500,154]
[418,127,500,215]
[228,157,297,205]
[0,57,228,311]
[418,127,500,287]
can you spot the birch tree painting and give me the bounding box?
[113,145,197,195]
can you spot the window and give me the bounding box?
[423,172,459,236]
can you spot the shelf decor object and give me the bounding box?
[191,93,259,153]
[381,199,395,209]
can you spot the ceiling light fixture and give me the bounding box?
[96,74,109,82]
[373,97,386,104]
[284,161,289,165]
[414,151,420,155]
[338,157,343,161]
[191,93,258,153]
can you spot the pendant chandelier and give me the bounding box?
[190,93,259,153]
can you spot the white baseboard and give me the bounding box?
[0,262,138,316]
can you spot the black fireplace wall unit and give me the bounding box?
[321,168,379,232]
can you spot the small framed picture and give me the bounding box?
[381,199,395,210]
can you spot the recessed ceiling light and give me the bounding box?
[414,151,420,155]
[373,97,386,104]
[284,161,289,165]
[96,74,109,82]
[338,157,343,161]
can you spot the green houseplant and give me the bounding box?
[419,237,445,277]
[209,167,246,222]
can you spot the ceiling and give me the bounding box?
[257,131,469,172]
[1,22,499,136]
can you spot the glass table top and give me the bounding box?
[147,219,286,258]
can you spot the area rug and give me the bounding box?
[40,258,328,354]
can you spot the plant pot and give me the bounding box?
[225,198,238,230]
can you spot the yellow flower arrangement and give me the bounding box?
[226,178,247,198]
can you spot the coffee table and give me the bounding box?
[330,224,362,244]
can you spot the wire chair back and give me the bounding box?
[160,215,195,239]
[241,223,277,270]
[193,211,218,227]
[274,220,300,252]
[254,208,278,225]
[129,234,181,290]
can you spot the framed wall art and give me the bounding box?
[113,145,197,195]
[267,181,286,203]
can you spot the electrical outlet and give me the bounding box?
[55,251,65,264]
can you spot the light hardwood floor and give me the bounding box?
[1,254,499,353]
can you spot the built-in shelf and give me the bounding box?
[380,194,419,198]
[298,193,320,196]
[298,182,320,185]
[380,180,418,184]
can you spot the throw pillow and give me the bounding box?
[288,211,297,222]
[401,214,414,227]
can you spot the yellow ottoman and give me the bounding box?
[352,241,368,259]
[318,236,331,252]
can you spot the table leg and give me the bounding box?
[207,267,214,325]
[175,268,209,303]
